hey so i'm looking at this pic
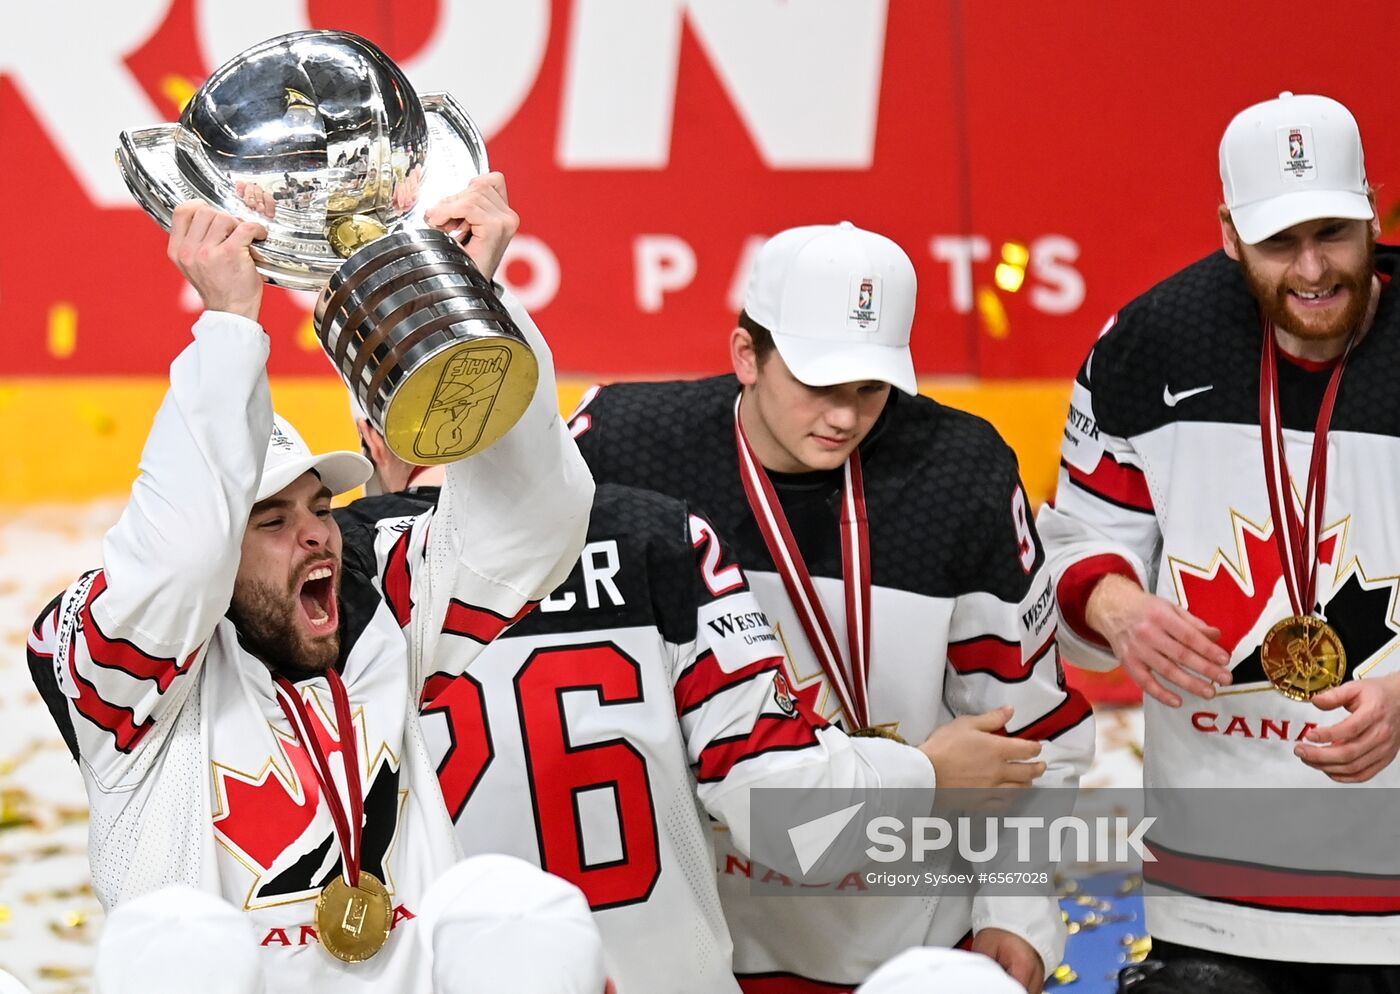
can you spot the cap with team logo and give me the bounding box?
[855,947,1027,994]
[256,414,372,502]
[418,854,607,994]
[94,885,266,994]
[743,221,918,395]
[1220,91,1373,245]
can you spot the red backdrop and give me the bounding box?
[4,0,1398,380]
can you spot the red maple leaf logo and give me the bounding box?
[213,696,343,872]
[1175,514,1337,655]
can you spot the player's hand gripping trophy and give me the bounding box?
[117,30,537,464]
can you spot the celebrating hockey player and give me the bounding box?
[1039,92,1400,989]
[569,222,1094,992]
[39,175,592,992]
[349,414,1029,992]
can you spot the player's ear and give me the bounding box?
[731,326,760,386]
[1219,205,1242,260]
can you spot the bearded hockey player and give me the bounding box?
[36,177,592,993]
[1038,93,1400,990]
[568,222,1094,992]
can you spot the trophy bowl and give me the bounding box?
[116,30,537,464]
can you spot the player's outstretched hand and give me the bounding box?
[1084,573,1232,708]
[167,201,267,322]
[1296,673,1400,782]
[423,171,519,283]
[972,927,1045,993]
[917,707,1046,789]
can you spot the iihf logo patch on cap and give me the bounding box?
[846,275,881,331]
[1278,125,1316,182]
[269,424,297,452]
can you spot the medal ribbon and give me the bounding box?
[1258,320,1358,618]
[273,669,365,887]
[734,397,873,729]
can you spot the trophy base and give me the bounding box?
[381,336,538,465]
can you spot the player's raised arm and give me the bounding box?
[401,180,594,692]
[56,203,272,783]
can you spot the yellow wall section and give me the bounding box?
[0,378,1073,505]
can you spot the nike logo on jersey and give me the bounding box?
[1163,384,1213,407]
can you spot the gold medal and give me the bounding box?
[315,870,392,963]
[1260,615,1346,702]
[850,725,907,744]
[327,214,389,258]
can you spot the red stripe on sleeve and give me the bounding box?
[1057,554,1138,648]
[673,652,782,716]
[81,573,197,693]
[442,600,537,643]
[696,714,820,783]
[1062,454,1153,512]
[1009,689,1093,742]
[382,530,413,628]
[66,655,152,753]
[947,630,1055,682]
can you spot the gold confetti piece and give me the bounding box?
[1074,895,1112,910]
[47,303,78,358]
[1001,240,1031,268]
[161,74,199,113]
[1128,740,1144,760]
[0,788,36,830]
[994,261,1027,293]
[38,966,82,979]
[976,286,1010,338]
[1057,878,1081,896]
[1122,935,1153,962]
[1119,874,1143,895]
[1048,962,1078,985]
[0,904,11,923]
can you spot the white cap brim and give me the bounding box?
[1231,189,1373,244]
[772,332,918,395]
[256,450,372,503]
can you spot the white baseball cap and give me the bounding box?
[418,854,607,994]
[855,947,1028,994]
[1220,91,1373,245]
[743,222,918,395]
[256,414,372,502]
[94,885,265,994]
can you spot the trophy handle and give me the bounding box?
[421,93,490,176]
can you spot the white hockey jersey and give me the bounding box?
[1038,248,1400,964]
[354,483,937,993]
[571,376,1095,990]
[43,293,591,993]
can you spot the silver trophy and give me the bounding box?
[117,30,537,464]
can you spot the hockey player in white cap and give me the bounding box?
[43,174,592,994]
[569,222,1094,991]
[1040,92,1400,988]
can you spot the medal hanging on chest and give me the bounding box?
[734,398,902,741]
[1257,321,1356,701]
[274,670,392,962]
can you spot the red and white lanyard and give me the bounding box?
[1258,319,1357,618]
[734,397,873,729]
[273,669,366,887]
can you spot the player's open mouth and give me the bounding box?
[1288,285,1343,307]
[296,563,338,636]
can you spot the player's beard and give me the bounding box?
[1240,229,1375,345]
[229,562,341,679]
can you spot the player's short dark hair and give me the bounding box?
[737,310,776,363]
